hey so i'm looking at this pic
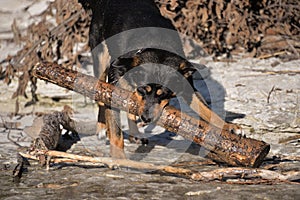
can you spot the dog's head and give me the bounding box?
[109,48,197,123]
[136,83,175,123]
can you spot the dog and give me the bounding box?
[79,0,242,158]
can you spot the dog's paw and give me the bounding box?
[97,122,107,140]
[97,128,107,140]
[128,135,149,145]
[224,123,243,134]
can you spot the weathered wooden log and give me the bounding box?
[32,62,270,167]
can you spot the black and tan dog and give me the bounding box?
[79,0,242,158]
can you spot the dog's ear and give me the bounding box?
[109,58,132,84]
[111,57,131,68]
[112,55,141,68]
[179,61,196,78]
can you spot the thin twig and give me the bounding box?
[267,86,276,104]
[257,51,287,59]
[7,129,22,147]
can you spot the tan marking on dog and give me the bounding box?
[159,99,170,109]
[156,89,163,96]
[189,93,242,133]
[131,91,146,116]
[189,93,222,126]
[184,73,191,78]
[132,56,141,67]
[145,85,152,93]
[151,99,170,122]
[97,42,111,80]
[179,61,186,70]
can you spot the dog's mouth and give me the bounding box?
[140,103,167,124]
[140,115,153,124]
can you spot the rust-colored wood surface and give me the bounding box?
[32,62,270,167]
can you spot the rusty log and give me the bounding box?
[32,62,270,167]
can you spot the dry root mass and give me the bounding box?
[1,0,299,109]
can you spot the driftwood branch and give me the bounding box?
[18,150,299,183]
[32,62,270,167]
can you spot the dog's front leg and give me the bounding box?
[189,92,243,134]
[105,107,126,159]
[96,103,108,139]
[95,44,111,139]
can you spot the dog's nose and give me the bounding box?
[141,115,151,123]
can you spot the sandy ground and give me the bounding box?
[0,1,299,199]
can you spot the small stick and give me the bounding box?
[257,51,286,59]
[267,85,276,104]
